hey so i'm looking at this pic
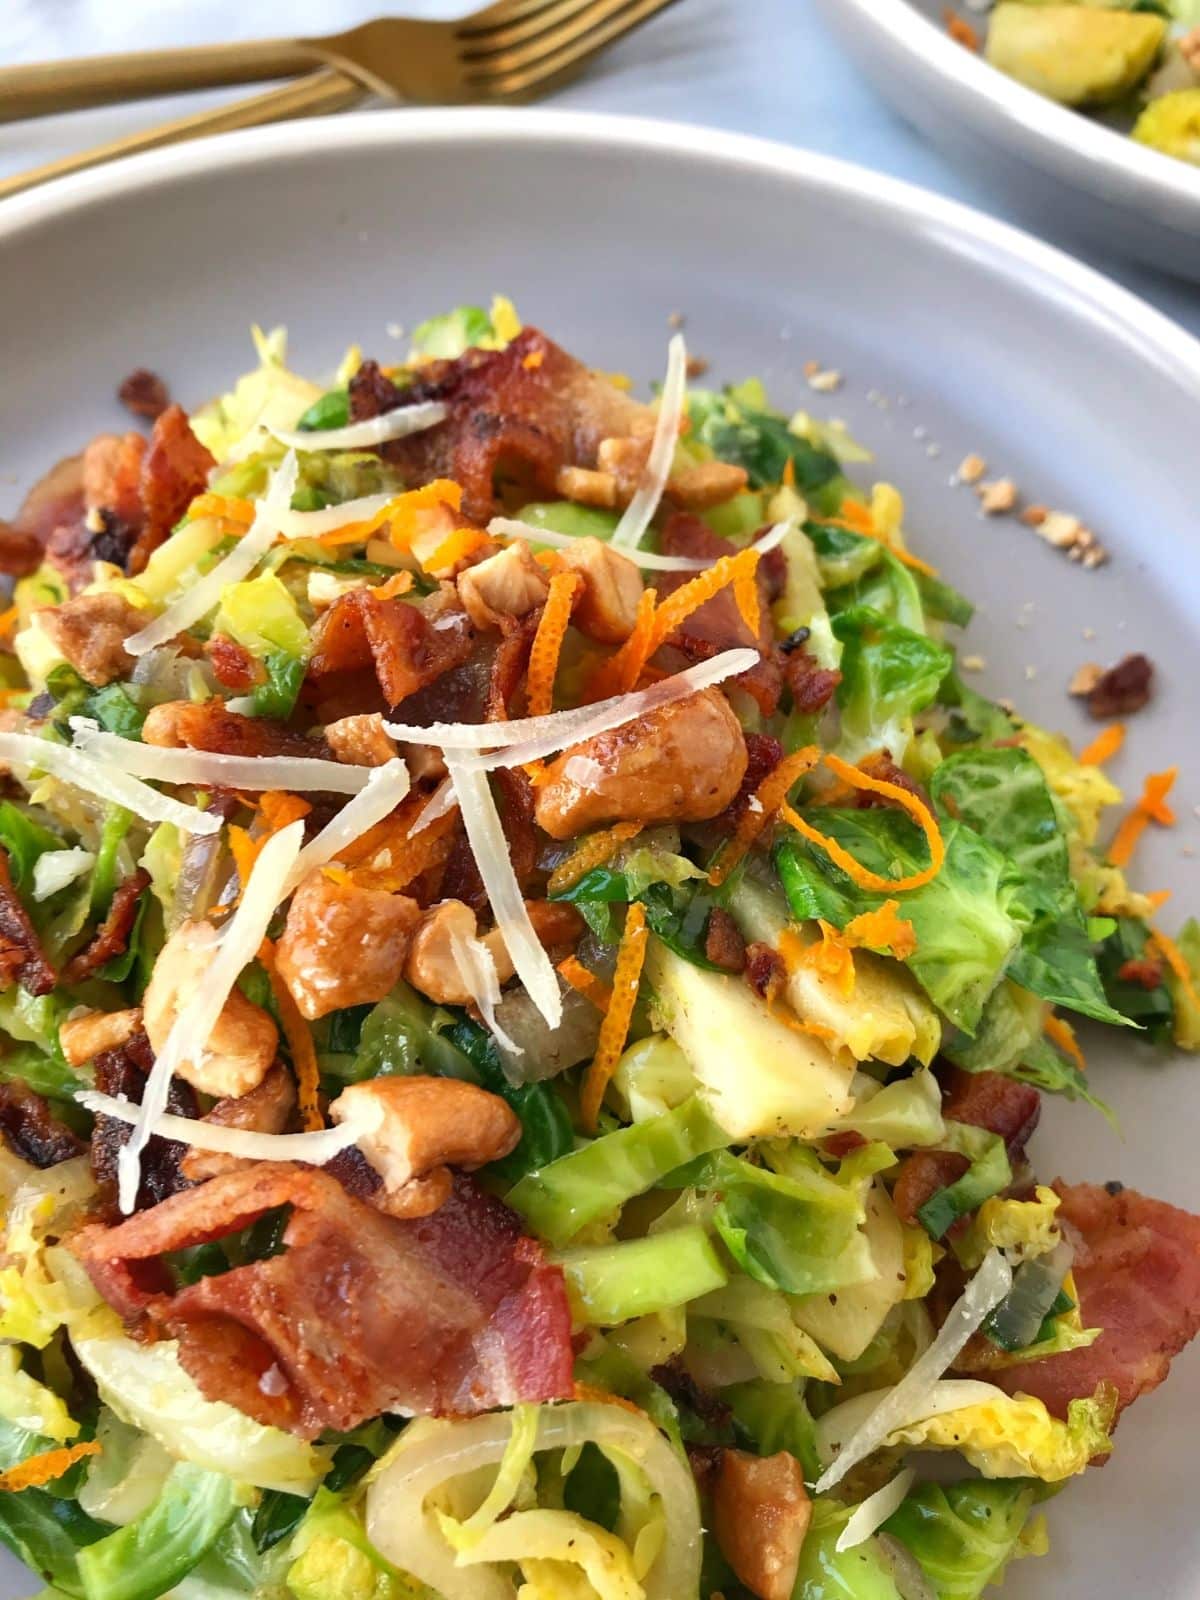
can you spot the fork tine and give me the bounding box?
[459,0,599,55]
[456,0,574,40]
[465,0,676,81]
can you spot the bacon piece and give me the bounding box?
[76,1164,573,1437]
[63,870,150,985]
[1087,654,1153,720]
[994,1182,1200,1424]
[745,941,785,1003]
[151,700,330,762]
[351,331,646,523]
[89,1033,196,1218]
[1116,956,1164,990]
[128,406,216,575]
[309,587,475,710]
[0,1082,83,1169]
[892,1069,1041,1225]
[83,433,146,529]
[9,455,85,561]
[852,750,929,811]
[650,1356,732,1431]
[0,518,45,578]
[46,510,140,588]
[206,634,263,692]
[118,369,170,421]
[712,731,783,835]
[0,849,55,997]
[656,514,783,716]
[782,648,841,715]
[705,907,746,973]
[180,1062,298,1182]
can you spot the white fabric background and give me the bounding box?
[4,0,1197,336]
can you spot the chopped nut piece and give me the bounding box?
[143,922,277,1099]
[685,355,710,378]
[956,453,987,485]
[806,368,843,393]
[456,540,549,631]
[1038,511,1085,548]
[554,464,618,508]
[667,460,749,510]
[38,593,145,687]
[961,654,987,673]
[275,872,422,1020]
[1069,662,1104,697]
[978,478,1017,515]
[597,433,652,501]
[1021,505,1048,527]
[60,1007,142,1069]
[325,713,398,767]
[404,900,515,1006]
[711,1449,811,1600]
[329,1075,521,1216]
[557,536,644,645]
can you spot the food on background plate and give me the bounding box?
[0,297,1196,1598]
[948,0,1200,166]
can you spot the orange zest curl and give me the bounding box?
[547,821,644,896]
[708,745,822,886]
[1147,928,1200,1016]
[0,605,19,640]
[1044,1013,1086,1072]
[187,492,256,526]
[580,902,648,1133]
[586,587,659,702]
[259,938,324,1132]
[780,753,946,893]
[1107,766,1178,869]
[370,571,414,601]
[423,526,489,575]
[826,497,939,578]
[0,1440,101,1493]
[527,573,582,720]
[557,955,615,1013]
[844,900,919,960]
[342,799,460,892]
[260,791,312,832]
[1079,722,1125,767]
[767,992,838,1042]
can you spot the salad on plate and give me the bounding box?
[0,300,1196,1600]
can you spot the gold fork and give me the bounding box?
[0,0,679,201]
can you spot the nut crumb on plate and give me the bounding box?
[956,453,987,484]
[978,478,1017,514]
[1069,662,1104,697]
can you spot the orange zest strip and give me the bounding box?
[526,572,581,720]
[732,566,761,637]
[423,526,489,574]
[650,548,762,657]
[1147,928,1200,1015]
[0,605,19,639]
[1079,722,1125,767]
[581,901,648,1133]
[782,457,797,489]
[1107,766,1178,869]
[260,791,312,832]
[843,899,919,960]
[370,571,414,601]
[1044,1013,1086,1072]
[826,497,939,578]
[794,921,857,998]
[0,1440,100,1493]
[1146,888,1172,911]
[259,938,323,1132]
[557,955,615,1013]
[708,745,822,886]
[944,7,980,50]
[187,492,256,526]
[342,800,461,891]
[227,826,262,895]
[585,587,659,703]
[788,753,947,893]
[767,992,838,1042]
[547,821,643,896]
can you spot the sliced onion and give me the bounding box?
[835,1467,916,1553]
[115,821,305,1214]
[611,334,688,550]
[813,1247,1013,1494]
[0,731,220,838]
[492,983,601,1085]
[448,929,522,1057]
[69,721,375,797]
[268,402,447,453]
[279,757,410,897]
[444,758,561,1031]
[383,647,759,763]
[489,517,791,571]
[125,451,299,656]
[78,1091,358,1166]
[984,1240,1073,1352]
[365,1401,701,1600]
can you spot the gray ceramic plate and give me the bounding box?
[813,0,1200,281]
[1,109,1198,1599]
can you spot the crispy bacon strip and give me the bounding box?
[0,849,55,997]
[89,1034,196,1220]
[0,1082,83,1169]
[994,1182,1200,1424]
[63,869,149,985]
[892,1069,1041,1225]
[128,405,216,574]
[75,1164,574,1438]
[309,588,475,709]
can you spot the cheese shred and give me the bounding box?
[580,902,648,1132]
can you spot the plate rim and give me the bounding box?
[817,0,1200,219]
[3,106,1200,393]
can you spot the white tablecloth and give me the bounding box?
[4,0,1198,338]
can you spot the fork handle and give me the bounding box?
[0,70,366,204]
[0,38,323,123]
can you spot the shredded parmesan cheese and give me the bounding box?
[0,1440,101,1493]
[446,757,562,1029]
[1079,723,1125,767]
[580,902,649,1132]
[259,938,324,1131]
[69,721,377,798]
[448,928,522,1056]
[0,730,220,837]
[268,401,447,452]
[125,451,299,656]
[814,1248,1013,1493]
[611,333,688,549]
[115,821,305,1214]
[835,1468,916,1553]
[79,1090,358,1165]
[488,517,791,572]
[1107,767,1178,868]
